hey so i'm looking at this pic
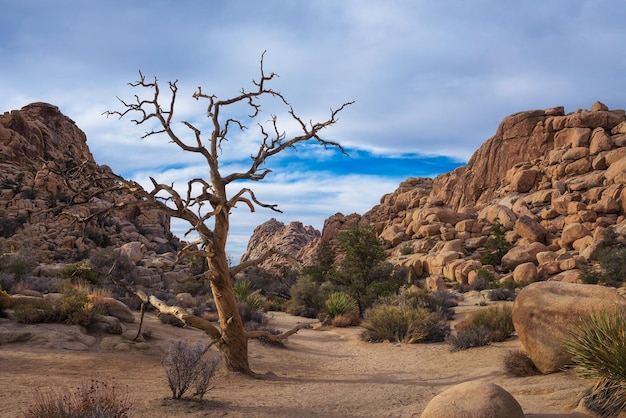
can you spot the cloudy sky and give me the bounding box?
[2,1,626,260]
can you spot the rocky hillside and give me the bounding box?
[0,103,190,290]
[242,101,626,288]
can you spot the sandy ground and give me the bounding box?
[0,299,594,418]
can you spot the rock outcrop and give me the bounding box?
[243,101,626,292]
[420,381,525,418]
[512,281,626,374]
[0,103,188,291]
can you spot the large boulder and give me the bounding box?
[420,381,524,418]
[512,281,626,374]
[501,242,547,271]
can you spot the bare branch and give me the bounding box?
[146,293,222,340]
[246,322,315,341]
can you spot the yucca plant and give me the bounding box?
[325,292,359,318]
[233,279,265,310]
[564,309,626,418]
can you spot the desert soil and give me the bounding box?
[0,297,594,418]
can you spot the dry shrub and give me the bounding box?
[361,304,450,343]
[23,379,132,418]
[331,312,361,327]
[503,350,539,377]
[582,378,626,418]
[448,305,514,350]
[163,340,220,400]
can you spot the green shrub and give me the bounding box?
[233,279,265,310]
[488,287,517,301]
[400,288,458,320]
[0,253,37,281]
[325,292,359,319]
[13,279,101,326]
[286,275,326,318]
[565,309,626,382]
[448,305,514,350]
[23,379,132,418]
[399,243,413,256]
[59,262,99,286]
[503,350,539,377]
[361,304,450,344]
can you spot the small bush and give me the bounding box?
[286,275,326,318]
[488,287,516,301]
[503,350,539,377]
[448,305,514,350]
[23,378,132,418]
[238,302,267,325]
[331,312,361,327]
[324,292,359,320]
[401,288,458,320]
[13,279,102,326]
[361,304,450,344]
[399,243,413,256]
[59,262,99,286]
[0,253,37,281]
[162,340,220,400]
[233,279,265,311]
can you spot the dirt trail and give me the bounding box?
[0,309,592,417]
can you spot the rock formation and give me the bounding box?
[243,101,626,290]
[0,103,188,290]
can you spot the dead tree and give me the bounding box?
[102,53,352,375]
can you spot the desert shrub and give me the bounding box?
[89,247,137,286]
[581,247,626,287]
[162,340,220,400]
[581,378,626,418]
[360,304,450,344]
[324,291,359,320]
[399,243,413,256]
[565,309,626,382]
[503,350,539,377]
[238,302,267,325]
[14,280,102,326]
[286,274,327,318]
[84,226,111,248]
[488,287,516,301]
[0,272,16,293]
[233,279,265,310]
[0,253,37,281]
[23,378,132,418]
[331,312,361,327]
[468,276,489,291]
[59,262,99,286]
[0,216,27,238]
[480,219,512,267]
[448,305,514,350]
[400,288,458,320]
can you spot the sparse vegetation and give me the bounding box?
[480,219,511,267]
[162,340,221,400]
[565,308,626,417]
[286,274,327,318]
[580,228,626,287]
[59,262,99,286]
[360,303,450,344]
[324,291,359,323]
[503,350,539,377]
[23,379,132,418]
[448,305,514,350]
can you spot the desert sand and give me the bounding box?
[0,298,593,418]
